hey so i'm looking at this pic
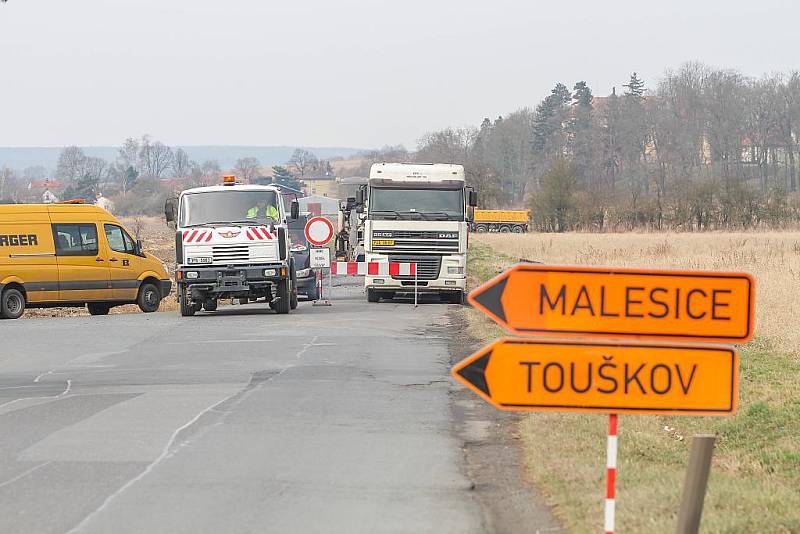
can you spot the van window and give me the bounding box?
[104,224,136,254]
[53,224,99,256]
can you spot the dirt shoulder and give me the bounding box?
[448,307,563,534]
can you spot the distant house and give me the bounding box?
[299,194,341,218]
[302,170,337,197]
[42,189,59,204]
[95,194,115,213]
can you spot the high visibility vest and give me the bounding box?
[247,205,279,220]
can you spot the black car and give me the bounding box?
[289,216,320,301]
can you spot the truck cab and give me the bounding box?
[363,163,477,304]
[166,176,299,316]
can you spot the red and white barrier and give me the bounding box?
[330,262,417,276]
[605,414,618,534]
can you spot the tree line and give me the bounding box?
[0,137,329,215]
[416,62,800,231]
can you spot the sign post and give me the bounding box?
[304,217,334,307]
[453,263,755,533]
[310,247,331,306]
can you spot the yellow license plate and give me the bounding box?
[372,240,395,246]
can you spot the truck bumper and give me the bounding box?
[177,263,288,299]
[364,253,466,293]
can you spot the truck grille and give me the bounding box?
[388,255,441,281]
[212,245,249,263]
[372,230,459,253]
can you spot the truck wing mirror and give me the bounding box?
[468,190,478,207]
[290,200,299,220]
[164,197,176,222]
[356,188,365,205]
[135,239,144,256]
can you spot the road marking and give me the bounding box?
[0,379,71,411]
[0,461,53,490]
[65,337,318,533]
[64,388,243,534]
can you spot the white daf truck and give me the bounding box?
[362,163,477,304]
[165,175,299,316]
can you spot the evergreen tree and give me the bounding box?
[62,173,99,202]
[532,83,572,153]
[271,165,301,191]
[623,72,646,98]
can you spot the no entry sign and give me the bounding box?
[468,264,755,343]
[452,338,738,416]
[304,216,334,247]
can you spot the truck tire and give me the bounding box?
[366,288,380,303]
[238,297,248,305]
[512,225,525,233]
[203,299,218,312]
[179,286,195,317]
[1,288,26,319]
[274,278,291,314]
[87,303,111,315]
[137,282,161,313]
[475,224,488,233]
[499,225,511,233]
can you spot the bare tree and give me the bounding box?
[171,148,190,178]
[288,149,318,181]
[139,137,174,178]
[55,146,88,183]
[234,157,261,182]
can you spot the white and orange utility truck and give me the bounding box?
[362,163,477,304]
[165,175,300,316]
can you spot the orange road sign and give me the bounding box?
[452,339,738,415]
[468,264,755,343]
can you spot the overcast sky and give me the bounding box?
[1,0,798,150]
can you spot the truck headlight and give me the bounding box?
[186,271,199,279]
[296,268,311,277]
[447,266,464,274]
[264,268,277,277]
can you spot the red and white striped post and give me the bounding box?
[605,413,618,534]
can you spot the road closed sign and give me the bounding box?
[468,264,755,343]
[452,339,738,415]
[304,216,335,247]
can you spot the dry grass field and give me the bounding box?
[465,233,800,533]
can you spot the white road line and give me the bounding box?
[0,379,72,410]
[0,461,52,490]
[65,335,321,533]
[33,370,53,383]
[64,387,243,534]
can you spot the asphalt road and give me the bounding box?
[0,280,487,533]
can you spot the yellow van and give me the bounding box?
[0,204,171,319]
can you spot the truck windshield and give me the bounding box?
[180,191,280,227]
[369,188,464,220]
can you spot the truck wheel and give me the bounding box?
[203,299,218,312]
[87,303,111,315]
[179,287,195,317]
[499,225,511,233]
[475,224,488,233]
[137,282,161,313]
[238,297,248,305]
[1,288,26,319]
[290,290,298,310]
[274,278,291,314]
[366,289,380,303]
[512,225,524,233]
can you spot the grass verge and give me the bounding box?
[463,240,800,533]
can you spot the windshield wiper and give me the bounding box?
[419,211,458,220]
[370,210,401,220]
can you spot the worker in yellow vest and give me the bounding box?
[246,198,279,222]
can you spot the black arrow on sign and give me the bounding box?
[455,349,492,397]
[469,274,508,323]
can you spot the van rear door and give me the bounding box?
[52,223,112,302]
